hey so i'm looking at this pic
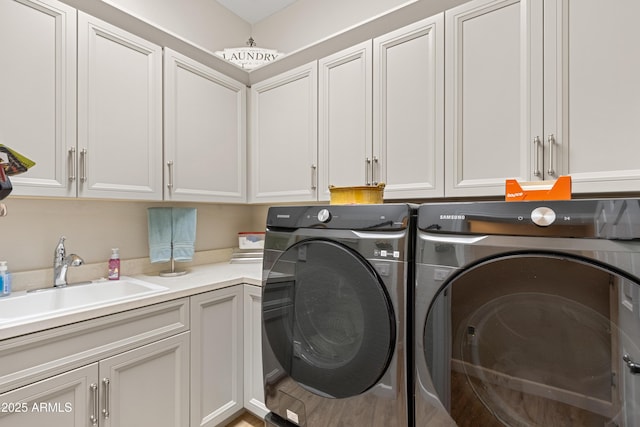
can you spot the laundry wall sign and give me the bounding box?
[215,38,284,70]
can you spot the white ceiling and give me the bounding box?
[216,0,299,24]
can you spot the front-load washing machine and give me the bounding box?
[414,199,640,426]
[261,204,414,426]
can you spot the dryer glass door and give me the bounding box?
[425,254,640,426]
[263,239,395,398]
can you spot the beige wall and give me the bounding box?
[100,0,421,55]
[252,0,415,54]
[0,198,267,273]
[100,0,251,53]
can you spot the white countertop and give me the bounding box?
[0,262,262,341]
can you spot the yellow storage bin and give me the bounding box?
[329,183,385,205]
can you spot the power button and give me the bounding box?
[531,207,556,227]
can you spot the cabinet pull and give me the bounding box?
[311,164,317,190]
[372,156,379,185]
[365,157,372,185]
[167,160,174,190]
[90,383,98,426]
[80,148,88,183]
[533,136,541,177]
[547,134,556,177]
[102,378,110,419]
[68,147,77,182]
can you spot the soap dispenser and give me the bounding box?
[108,248,120,280]
[0,261,11,296]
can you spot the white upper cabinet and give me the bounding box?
[445,0,541,197]
[0,0,77,197]
[446,0,640,197]
[373,15,445,199]
[1,3,162,201]
[249,62,318,203]
[77,12,163,200]
[318,41,373,201]
[545,0,640,193]
[164,48,246,203]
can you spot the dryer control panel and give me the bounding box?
[418,198,640,240]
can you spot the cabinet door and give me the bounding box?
[0,0,76,197]
[545,0,640,193]
[249,62,318,203]
[77,12,163,200]
[318,41,373,201]
[164,48,246,202]
[190,287,243,427]
[374,15,445,199]
[445,0,543,197]
[0,364,97,427]
[100,332,189,427]
[243,284,267,418]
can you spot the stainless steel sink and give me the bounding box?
[0,277,168,326]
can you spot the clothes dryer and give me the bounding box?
[415,199,640,426]
[262,204,414,426]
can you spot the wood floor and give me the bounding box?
[226,411,264,427]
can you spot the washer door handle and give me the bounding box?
[623,354,640,375]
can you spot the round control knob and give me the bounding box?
[317,208,332,223]
[531,207,556,227]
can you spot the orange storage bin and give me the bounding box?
[505,176,571,202]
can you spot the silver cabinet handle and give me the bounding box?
[68,147,77,182]
[80,148,88,183]
[167,160,174,190]
[365,157,372,185]
[311,164,317,190]
[372,156,379,185]
[102,378,110,419]
[89,383,98,426]
[623,354,640,375]
[533,136,541,177]
[547,134,556,177]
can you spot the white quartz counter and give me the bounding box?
[0,262,262,341]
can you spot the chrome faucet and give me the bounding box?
[53,236,84,287]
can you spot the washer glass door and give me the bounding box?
[263,239,395,398]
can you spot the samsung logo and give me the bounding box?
[440,214,466,220]
[276,214,291,219]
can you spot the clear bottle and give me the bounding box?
[108,248,120,280]
[0,261,11,296]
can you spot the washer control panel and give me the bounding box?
[530,207,556,227]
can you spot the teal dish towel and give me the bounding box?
[147,207,172,263]
[171,208,197,262]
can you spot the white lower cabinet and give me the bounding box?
[243,284,267,418]
[0,333,189,427]
[0,364,95,427]
[190,286,244,427]
[190,285,267,426]
[0,298,190,427]
[0,285,266,427]
[99,333,190,427]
